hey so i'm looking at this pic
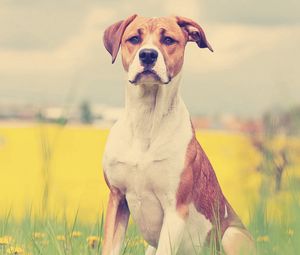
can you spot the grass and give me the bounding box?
[0,124,299,254]
[0,211,147,255]
[0,196,299,255]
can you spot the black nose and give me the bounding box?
[139,49,158,66]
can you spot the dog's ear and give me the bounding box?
[103,14,138,64]
[176,16,213,52]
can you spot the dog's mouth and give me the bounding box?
[129,69,170,85]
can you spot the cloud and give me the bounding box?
[200,0,300,25]
[0,7,115,74]
[184,23,300,73]
[0,1,94,50]
[181,23,300,116]
[0,0,299,116]
[0,5,119,106]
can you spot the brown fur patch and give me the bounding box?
[176,122,245,238]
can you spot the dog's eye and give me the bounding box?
[162,36,176,46]
[128,36,141,45]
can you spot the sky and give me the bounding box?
[0,0,299,117]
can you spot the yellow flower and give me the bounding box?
[257,235,270,242]
[56,235,66,241]
[87,236,100,249]
[71,231,82,238]
[126,237,144,247]
[6,246,24,254]
[32,232,46,239]
[0,236,13,245]
[287,228,294,237]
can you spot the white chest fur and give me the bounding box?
[103,102,191,191]
[103,75,195,245]
[103,74,192,192]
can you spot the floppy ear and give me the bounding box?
[103,14,138,63]
[176,16,213,52]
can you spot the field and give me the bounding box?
[0,124,299,254]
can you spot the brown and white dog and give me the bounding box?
[101,15,256,255]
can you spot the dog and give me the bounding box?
[101,14,256,255]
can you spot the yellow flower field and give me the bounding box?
[0,124,298,225]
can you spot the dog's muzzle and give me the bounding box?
[128,47,171,85]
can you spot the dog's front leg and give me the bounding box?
[102,188,130,255]
[155,208,187,255]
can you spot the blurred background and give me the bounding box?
[1,0,299,117]
[0,0,299,254]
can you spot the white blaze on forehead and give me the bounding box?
[127,37,169,84]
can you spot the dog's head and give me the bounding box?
[103,15,213,85]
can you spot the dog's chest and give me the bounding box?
[103,117,192,245]
[103,124,189,194]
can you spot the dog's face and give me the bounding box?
[103,15,213,85]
